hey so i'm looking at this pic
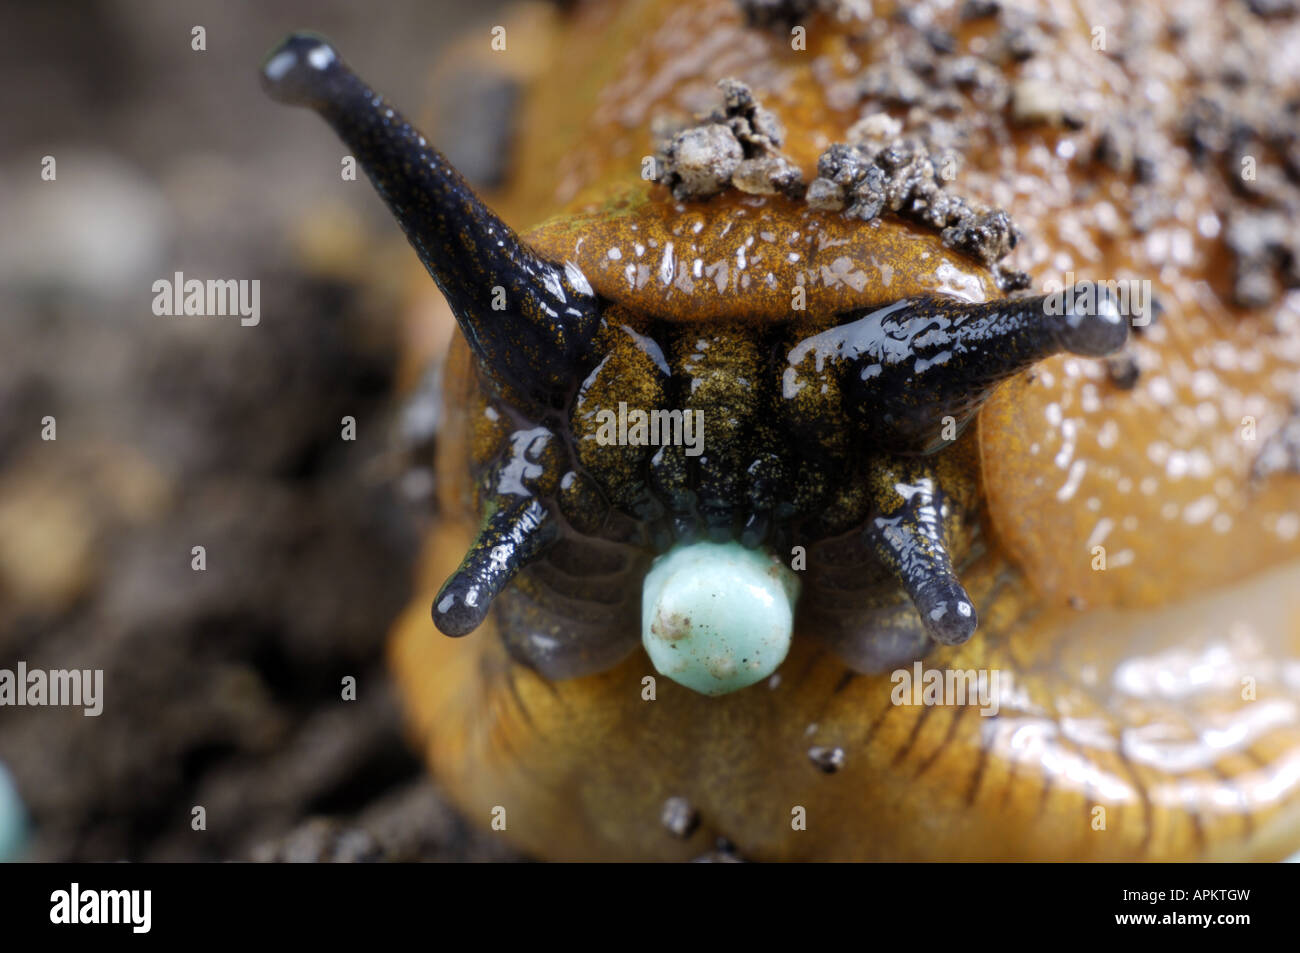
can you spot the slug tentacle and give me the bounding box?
[789,288,1129,453]
[260,33,602,409]
[433,497,557,638]
[863,456,976,647]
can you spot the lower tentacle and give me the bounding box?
[863,455,977,646]
[433,497,556,637]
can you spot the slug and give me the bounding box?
[263,0,1300,860]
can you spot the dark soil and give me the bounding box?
[0,0,521,862]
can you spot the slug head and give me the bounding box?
[262,33,1129,691]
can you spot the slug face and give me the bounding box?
[263,32,1125,692]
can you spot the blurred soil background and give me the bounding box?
[0,0,529,860]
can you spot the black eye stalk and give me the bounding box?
[791,288,1130,455]
[261,33,602,411]
[865,289,1128,453]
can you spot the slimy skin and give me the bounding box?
[267,0,1300,860]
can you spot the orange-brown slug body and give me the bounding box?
[267,0,1300,860]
